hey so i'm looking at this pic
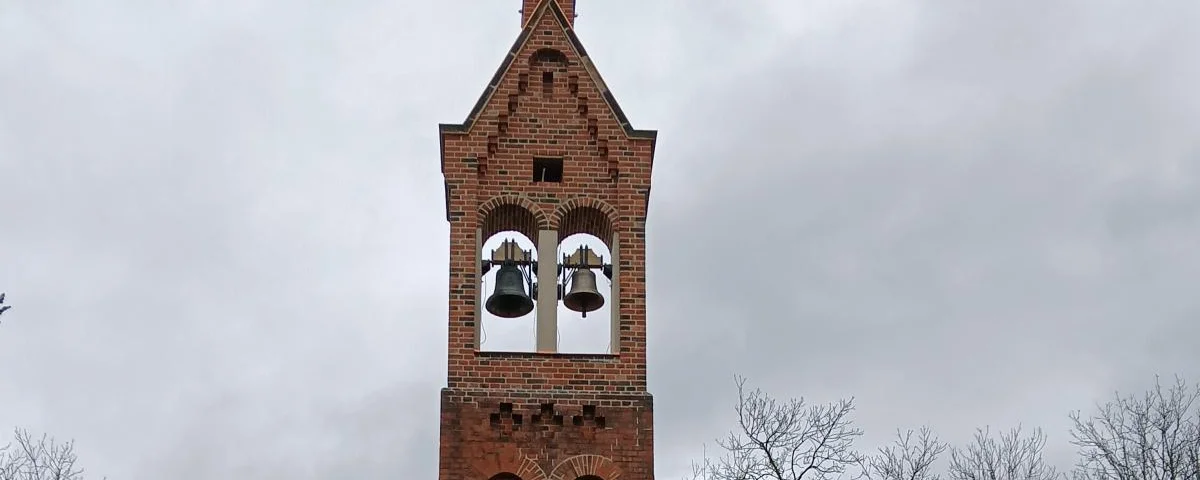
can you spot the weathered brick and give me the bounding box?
[436,1,658,479]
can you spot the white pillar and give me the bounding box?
[609,233,620,354]
[535,229,559,352]
[474,228,483,350]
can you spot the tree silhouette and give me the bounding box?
[1,428,105,480]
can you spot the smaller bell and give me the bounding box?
[563,268,604,317]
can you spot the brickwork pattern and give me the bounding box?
[440,2,654,386]
[523,0,574,28]
[442,390,653,480]
[438,1,656,478]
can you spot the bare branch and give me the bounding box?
[0,428,95,480]
[1069,375,1200,480]
[693,376,865,480]
[946,425,1059,480]
[0,292,10,322]
[861,426,947,480]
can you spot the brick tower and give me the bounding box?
[436,0,658,479]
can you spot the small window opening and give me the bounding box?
[533,157,563,182]
[532,48,567,66]
[542,71,554,95]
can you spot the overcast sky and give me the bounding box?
[2,0,1199,478]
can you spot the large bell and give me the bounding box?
[486,262,534,318]
[563,268,604,317]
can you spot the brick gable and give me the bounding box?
[437,1,658,478]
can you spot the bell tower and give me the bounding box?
[437,0,658,479]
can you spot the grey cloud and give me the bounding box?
[2,2,457,477]
[2,1,1199,479]
[647,0,1200,474]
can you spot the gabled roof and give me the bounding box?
[437,0,658,222]
[438,0,657,143]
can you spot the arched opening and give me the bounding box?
[556,233,612,354]
[489,474,523,480]
[529,48,568,67]
[480,230,538,352]
[481,203,540,248]
[577,476,604,480]
[557,205,613,249]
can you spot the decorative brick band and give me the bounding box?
[473,445,548,480]
[479,194,551,243]
[549,454,622,480]
[550,196,619,246]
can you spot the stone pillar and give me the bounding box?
[609,233,620,354]
[536,229,559,352]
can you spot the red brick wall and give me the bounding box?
[523,0,574,28]
[438,2,655,479]
[439,390,654,480]
[439,8,654,379]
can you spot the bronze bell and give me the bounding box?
[563,268,604,317]
[485,262,534,318]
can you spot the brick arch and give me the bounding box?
[529,47,569,67]
[470,445,547,480]
[550,197,619,247]
[548,454,621,480]
[479,194,550,244]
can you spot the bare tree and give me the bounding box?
[859,425,1055,480]
[946,426,1060,480]
[690,376,865,480]
[861,426,947,480]
[1069,376,1200,480]
[0,428,103,480]
[0,293,10,320]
